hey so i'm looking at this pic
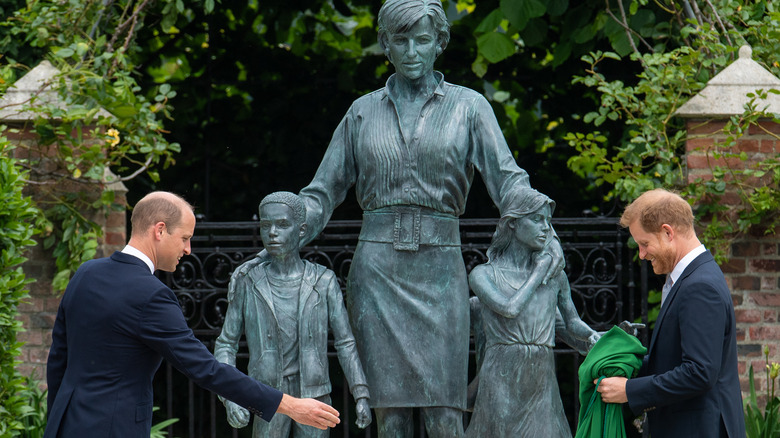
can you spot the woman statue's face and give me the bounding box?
[386,16,439,81]
[512,204,552,251]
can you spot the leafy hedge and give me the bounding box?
[0,131,44,437]
[565,2,780,261]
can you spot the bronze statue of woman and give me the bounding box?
[248,0,565,435]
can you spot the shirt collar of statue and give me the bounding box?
[382,71,446,102]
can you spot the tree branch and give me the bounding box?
[702,0,733,47]
[107,0,152,52]
[119,155,153,181]
[604,0,654,65]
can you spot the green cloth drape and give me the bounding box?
[574,326,647,438]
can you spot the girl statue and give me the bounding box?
[466,186,600,438]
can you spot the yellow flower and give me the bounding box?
[106,128,120,147]
[769,362,780,381]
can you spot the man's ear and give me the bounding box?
[153,222,166,240]
[299,223,307,238]
[661,223,675,241]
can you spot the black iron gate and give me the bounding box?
[154,217,652,437]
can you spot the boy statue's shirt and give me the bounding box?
[268,269,302,377]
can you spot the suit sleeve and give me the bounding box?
[324,271,370,400]
[625,278,728,414]
[139,284,283,422]
[46,299,68,414]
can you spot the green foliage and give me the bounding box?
[41,194,101,291]
[646,289,661,329]
[564,45,707,201]
[150,406,179,438]
[563,1,780,261]
[17,377,47,438]
[0,0,210,290]
[0,134,43,438]
[744,346,780,438]
[469,0,679,78]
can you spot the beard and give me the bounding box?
[650,244,676,275]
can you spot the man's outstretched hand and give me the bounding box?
[276,394,340,430]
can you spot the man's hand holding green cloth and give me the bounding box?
[574,326,647,438]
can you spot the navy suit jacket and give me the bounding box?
[45,252,283,438]
[625,251,746,438]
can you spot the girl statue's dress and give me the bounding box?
[466,266,573,438]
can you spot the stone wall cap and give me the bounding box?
[676,46,780,118]
[0,60,111,122]
[103,168,128,194]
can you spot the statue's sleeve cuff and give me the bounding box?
[351,384,370,401]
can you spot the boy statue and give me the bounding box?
[214,191,371,437]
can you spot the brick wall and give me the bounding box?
[685,118,780,397]
[6,125,127,382]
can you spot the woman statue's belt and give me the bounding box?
[359,206,460,251]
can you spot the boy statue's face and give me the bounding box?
[259,203,305,257]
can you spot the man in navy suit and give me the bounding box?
[45,191,340,438]
[597,188,745,437]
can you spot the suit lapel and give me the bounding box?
[647,251,714,355]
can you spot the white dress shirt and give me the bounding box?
[121,245,155,274]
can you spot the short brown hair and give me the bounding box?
[377,0,450,54]
[620,188,694,235]
[130,192,193,236]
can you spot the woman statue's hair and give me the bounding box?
[486,187,555,261]
[377,0,450,54]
